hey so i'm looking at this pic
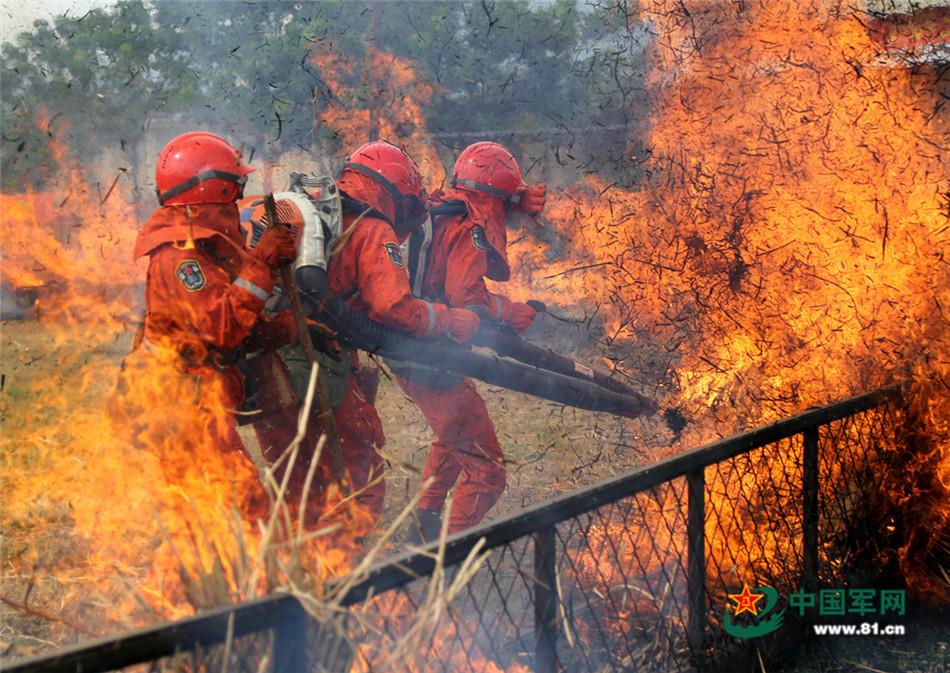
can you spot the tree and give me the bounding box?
[1,1,200,192]
[151,1,339,186]
[1,0,651,191]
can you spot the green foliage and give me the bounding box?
[351,0,585,132]
[149,1,334,158]
[1,0,649,191]
[1,1,204,189]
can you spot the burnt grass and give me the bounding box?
[771,606,950,673]
[0,317,668,660]
[2,318,946,672]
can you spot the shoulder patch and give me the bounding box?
[175,259,206,292]
[383,241,405,268]
[471,225,488,251]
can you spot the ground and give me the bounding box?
[773,609,950,673]
[0,318,664,659]
[1,319,946,673]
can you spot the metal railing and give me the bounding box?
[4,595,309,673]
[5,385,905,673]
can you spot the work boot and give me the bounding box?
[404,507,443,547]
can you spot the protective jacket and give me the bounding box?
[397,186,519,533]
[408,187,517,322]
[127,202,296,520]
[331,210,457,337]
[134,203,295,417]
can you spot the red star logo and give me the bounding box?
[729,584,765,616]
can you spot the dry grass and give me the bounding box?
[7,319,641,663]
[2,319,947,672]
[160,363,493,672]
[0,352,492,670]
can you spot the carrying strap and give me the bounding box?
[407,200,468,296]
[157,170,247,205]
[407,217,432,296]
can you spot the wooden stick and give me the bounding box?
[263,194,348,492]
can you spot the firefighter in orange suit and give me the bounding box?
[129,131,298,514]
[244,140,481,524]
[398,141,546,540]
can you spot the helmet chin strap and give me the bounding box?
[343,161,402,197]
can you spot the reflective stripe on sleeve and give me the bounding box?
[234,277,270,302]
[493,295,504,321]
[423,300,438,337]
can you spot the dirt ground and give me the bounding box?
[276,354,665,531]
[2,319,945,673]
[0,317,670,658]
[232,358,666,541]
[772,609,950,673]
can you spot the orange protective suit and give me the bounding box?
[249,172,461,525]
[398,187,527,534]
[130,203,296,514]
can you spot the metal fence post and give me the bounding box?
[534,524,558,673]
[273,599,309,673]
[802,426,820,591]
[687,468,706,652]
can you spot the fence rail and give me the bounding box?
[4,385,906,673]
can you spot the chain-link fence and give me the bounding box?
[340,386,905,673]
[7,386,905,673]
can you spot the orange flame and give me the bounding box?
[515,0,949,618]
[1,129,368,642]
[509,0,947,433]
[3,1,946,661]
[311,45,446,188]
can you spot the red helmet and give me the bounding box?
[338,140,427,230]
[451,142,525,202]
[155,132,255,206]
